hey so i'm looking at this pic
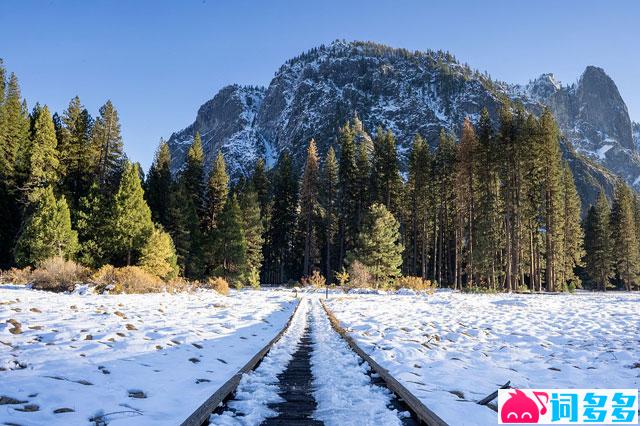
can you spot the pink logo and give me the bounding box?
[501,389,549,423]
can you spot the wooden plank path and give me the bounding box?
[185,297,449,426]
[261,314,322,425]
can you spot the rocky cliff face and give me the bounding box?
[168,85,268,176]
[513,66,640,189]
[166,40,635,207]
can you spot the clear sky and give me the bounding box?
[1,0,638,170]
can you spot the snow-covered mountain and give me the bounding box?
[167,40,637,207]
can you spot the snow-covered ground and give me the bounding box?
[0,285,296,426]
[2,286,637,426]
[326,291,640,426]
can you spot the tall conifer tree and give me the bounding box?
[337,122,359,268]
[92,100,125,191]
[265,152,298,283]
[109,162,154,266]
[348,203,404,287]
[299,139,322,276]
[15,186,78,266]
[321,146,339,281]
[610,182,639,291]
[58,96,95,213]
[146,139,172,227]
[584,191,612,291]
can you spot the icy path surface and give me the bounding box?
[326,291,640,425]
[0,286,296,426]
[309,297,405,426]
[210,298,309,425]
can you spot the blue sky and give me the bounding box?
[1,0,638,170]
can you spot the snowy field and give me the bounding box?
[0,285,296,426]
[326,291,640,425]
[1,286,637,426]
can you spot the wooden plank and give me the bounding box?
[477,381,511,406]
[181,299,302,426]
[321,300,449,426]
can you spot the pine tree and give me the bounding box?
[406,134,432,279]
[433,129,457,286]
[1,73,29,184]
[610,182,639,291]
[540,108,564,291]
[76,182,109,267]
[167,179,203,278]
[252,158,270,216]
[265,152,299,283]
[337,122,359,267]
[354,118,373,228]
[347,203,404,288]
[454,119,478,287]
[321,146,339,281]
[370,128,403,215]
[183,132,206,219]
[0,73,29,267]
[299,139,322,276]
[14,186,78,266]
[215,194,247,282]
[560,162,584,289]
[145,139,172,227]
[238,186,264,287]
[25,105,60,199]
[92,100,125,191]
[474,108,503,289]
[584,191,612,291]
[57,96,95,213]
[139,226,179,280]
[521,114,546,292]
[109,162,154,266]
[205,151,229,231]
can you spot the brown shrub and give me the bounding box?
[347,260,372,289]
[300,270,326,287]
[0,266,33,285]
[91,265,164,294]
[30,257,90,292]
[393,276,434,292]
[203,277,230,296]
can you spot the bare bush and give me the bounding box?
[0,266,33,285]
[203,277,230,296]
[347,260,373,289]
[91,265,164,294]
[300,270,326,287]
[393,276,434,292]
[31,257,90,292]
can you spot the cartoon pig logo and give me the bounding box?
[501,389,548,423]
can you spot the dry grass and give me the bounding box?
[347,260,373,289]
[393,276,434,292]
[300,270,326,287]
[30,257,91,292]
[203,277,230,296]
[91,265,165,294]
[0,266,33,285]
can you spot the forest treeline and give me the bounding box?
[0,61,638,291]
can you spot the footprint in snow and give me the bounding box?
[128,390,147,399]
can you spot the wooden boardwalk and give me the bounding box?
[261,315,322,425]
[198,298,447,426]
